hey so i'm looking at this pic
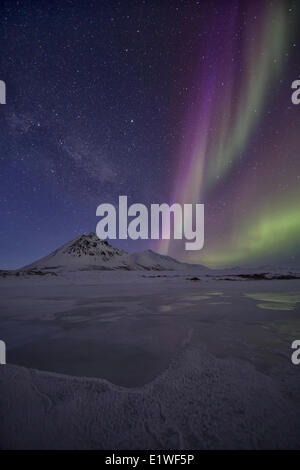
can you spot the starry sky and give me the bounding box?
[0,0,299,269]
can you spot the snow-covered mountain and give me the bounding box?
[23,233,134,272]
[21,233,206,273]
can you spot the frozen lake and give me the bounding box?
[1,271,300,385]
[1,271,300,448]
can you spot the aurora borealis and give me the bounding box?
[158,0,300,268]
[0,0,299,269]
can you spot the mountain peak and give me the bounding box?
[62,233,124,260]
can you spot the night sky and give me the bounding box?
[0,0,299,269]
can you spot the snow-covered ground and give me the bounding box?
[1,271,300,449]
